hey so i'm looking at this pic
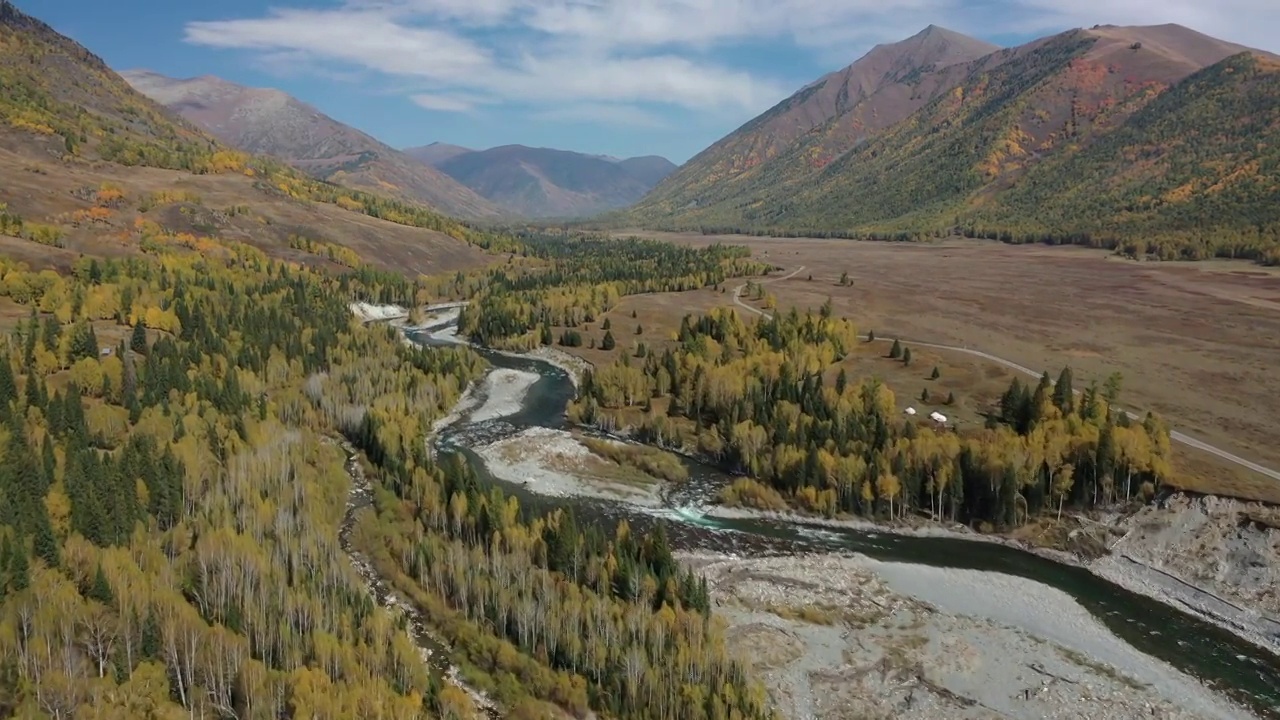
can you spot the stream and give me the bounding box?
[376,319,1280,719]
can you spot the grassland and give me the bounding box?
[597,232,1280,504]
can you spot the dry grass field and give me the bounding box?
[0,143,493,276]
[606,231,1280,504]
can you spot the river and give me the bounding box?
[407,324,1280,719]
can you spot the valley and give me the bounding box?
[3,0,1280,718]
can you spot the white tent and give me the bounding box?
[929,411,947,424]
[904,407,917,415]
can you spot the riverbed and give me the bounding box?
[400,316,1280,719]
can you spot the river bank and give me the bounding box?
[588,409,1280,662]
[683,551,1252,720]
[694,502,1280,658]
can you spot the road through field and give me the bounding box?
[732,270,1280,484]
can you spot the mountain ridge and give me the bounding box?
[616,23,1280,262]
[121,69,503,219]
[632,24,1000,218]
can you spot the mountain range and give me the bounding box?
[619,24,1280,261]
[123,73,675,219]
[120,70,504,219]
[407,143,677,218]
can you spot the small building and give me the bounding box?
[904,407,917,416]
[99,347,112,357]
[929,411,947,425]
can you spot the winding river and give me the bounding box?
[399,322,1280,719]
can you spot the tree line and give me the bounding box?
[456,233,767,350]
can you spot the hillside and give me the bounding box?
[628,25,999,218]
[621,24,1280,263]
[433,144,676,218]
[0,1,510,275]
[121,70,502,219]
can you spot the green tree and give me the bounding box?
[601,330,616,351]
[888,338,901,359]
[130,320,148,354]
[931,366,940,380]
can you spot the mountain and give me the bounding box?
[620,24,1280,261]
[628,25,999,218]
[121,70,502,219]
[0,1,498,275]
[427,145,676,218]
[403,141,475,167]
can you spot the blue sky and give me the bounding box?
[32,0,1280,164]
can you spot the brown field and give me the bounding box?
[0,143,493,276]
[604,231,1280,504]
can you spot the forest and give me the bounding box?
[0,230,773,718]
[567,306,1173,527]
[456,233,768,350]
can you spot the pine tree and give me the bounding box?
[0,354,15,408]
[921,388,930,402]
[1053,366,1075,414]
[888,338,902,359]
[8,543,29,591]
[635,323,643,335]
[88,564,114,605]
[931,366,940,380]
[946,391,956,405]
[601,330,616,351]
[836,368,848,394]
[32,510,59,568]
[130,320,148,354]
[902,347,912,366]
[602,317,611,331]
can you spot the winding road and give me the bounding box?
[733,267,1280,484]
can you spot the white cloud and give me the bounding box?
[185,0,1280,131]
[532,104,672,128]
[410,93,482,111]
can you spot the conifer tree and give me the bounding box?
[888,338,902,359]
[130,320,148,354]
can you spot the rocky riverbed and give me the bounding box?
[684,553,1252,720]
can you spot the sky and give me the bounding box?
[32,0,1280,164]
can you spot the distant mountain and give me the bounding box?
[417,144,676,218]
[403,142,475,167]
[627,25,999,219]
[619,24,1280,261]
[616,156,678,188]
[122,71,502,218]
